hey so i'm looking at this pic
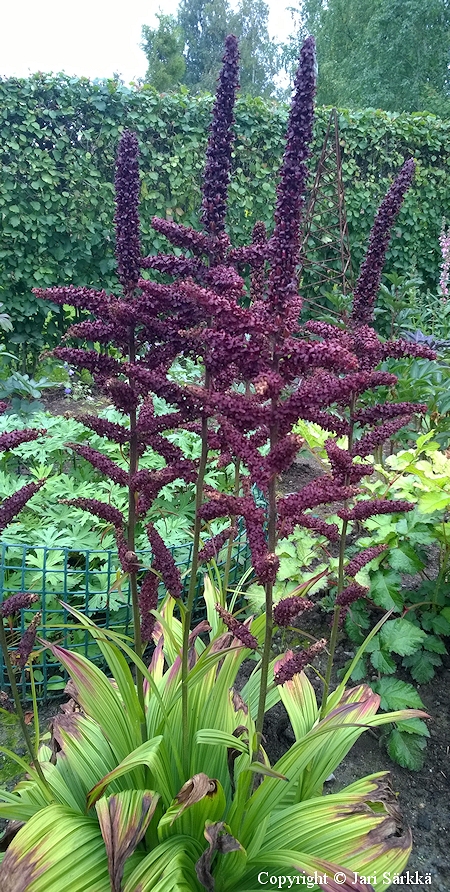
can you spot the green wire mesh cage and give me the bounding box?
[0,525,250,701]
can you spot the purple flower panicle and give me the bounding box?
[215,605,258,650]
[201,35,240,247]
[339,499,414,522]
[335,581,368,608]
[273,596,314,627]
[66,443,129,487]
[0,481,45,535]
[60,498,124,528]
[138,572,159,643]
[345,545,388,577]
[10,613,41,670]
[351,160,415,326]
[198,525,237,564]
[274,638,327,685]
[0,593,39,618]
[267,36,316,313]
[114,130,141,291]
[147,525,182,599]
[0,430,45,452]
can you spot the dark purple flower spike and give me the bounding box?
[351,159,415,327]
[114,129,141,293]
[201,34,240,252]
[267,35,316,316]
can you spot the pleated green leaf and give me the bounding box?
[86,736,163,808]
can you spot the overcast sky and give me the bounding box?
[1,1,297,83]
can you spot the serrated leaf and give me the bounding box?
[372,677,424,711]
[344,601,370,645]
[369,647,397,674]
[369,570,403,611]
[431,612,450,635]
[388,543,424,574]
[380,618,427,656]
[387,729,427,770]
[402,650,442,683]
[395,718,430,737]
[423,634,447,654]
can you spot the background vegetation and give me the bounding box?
[1,74,450,367]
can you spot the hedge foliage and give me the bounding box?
[1,74,449,361]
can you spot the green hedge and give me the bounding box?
[1,74,449,359]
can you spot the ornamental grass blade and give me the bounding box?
[41,640,142,764]
[96,790,159,892]
[239,701,385,846]
[57,602,144,732]
[43,714,120,812]
[0,803,110,892]
[86,736,163,809]
[278,670,319,739]
[122,836,204,892]
[0,784,49,823]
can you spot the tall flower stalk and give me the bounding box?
[33,34,435,787]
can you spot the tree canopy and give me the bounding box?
[141,14,186,92]
[294,0,450,113]
[141,0,278,96]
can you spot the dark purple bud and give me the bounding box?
[0,429,45,452]
[273,596,314,627]
[215,605,258,650]
[345,545,388,577]
[10,613,41,669]
[147,525,182,599]
[0,481,45,535]
[114,130,141,291]
[274,638,327,685]
[0,592,39,618]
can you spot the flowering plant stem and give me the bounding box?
[320,518,349,718]
[128,329,145,731]
[0,618,49,791]
[255,414,278,744]
[181,372,211,770]
[320,400,357,716]
[222,459,241,596]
